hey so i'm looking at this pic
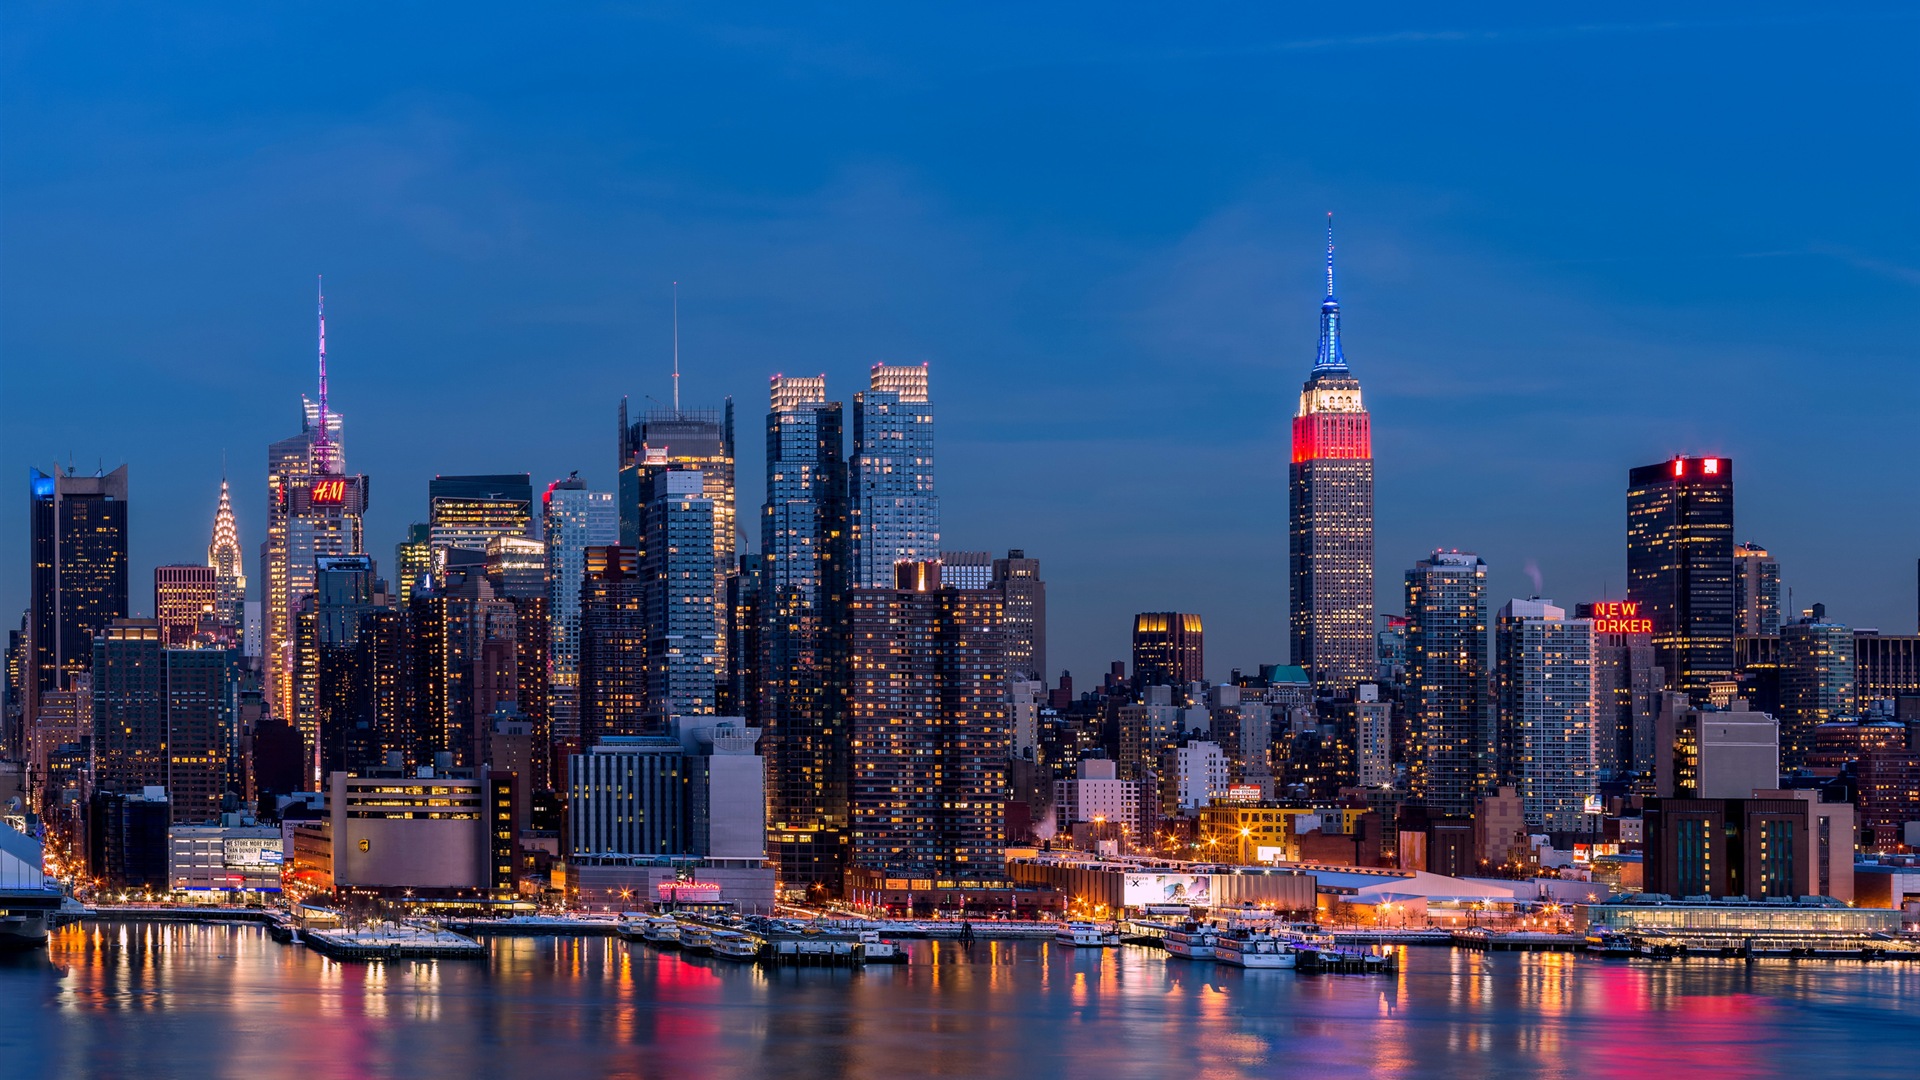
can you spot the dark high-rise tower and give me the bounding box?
[1288,217,1376,694]
[28,465,130,721]
[760,375,850,895]
[1405,550,1490,816]
[1132,613,1204,688]
[1627,456,1735,701]
[847,562,1007,876]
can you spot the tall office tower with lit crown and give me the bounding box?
[848,562,1008,876]
[1495,599,1597,832]
[262,286,367,719]
[1289,218,1376,694]
[851,363,938,588]
[27,465,129,724]
[1406,551,1491,816]
[207,478,246,634]
[620,400,738,701]
[1627,456,1735,702]
[1734,541,1782,637]
[760,374,851,895]
[428,474,533,557]
[1132,613,1204,687]
[543,477,617,771]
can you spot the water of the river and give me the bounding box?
[3,923,1915,1078]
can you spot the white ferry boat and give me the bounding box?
[709,930,762,961]
[1162,921,1219,960]
[1055,921,1121,947]
[642,917,682,948]
[1214,927,1296,969]
[1277,922,1336,951]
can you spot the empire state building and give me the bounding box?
[1288,216,1376,692]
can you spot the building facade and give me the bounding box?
[1777,605,1856,769]
[847,562,1008,878]
[1494,598,1597,832]
[1405,551,1490,816]
[992,549,1047,683]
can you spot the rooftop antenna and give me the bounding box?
[672,280,681,413]
[313,276,335,475]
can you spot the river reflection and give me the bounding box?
[3,925,1915,1079]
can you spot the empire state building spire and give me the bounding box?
[1289,214,1375,695]
[1313,213,1348,372]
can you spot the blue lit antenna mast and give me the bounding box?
[1313,213,1348,372]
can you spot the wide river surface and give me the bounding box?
[3,922,1916,1078]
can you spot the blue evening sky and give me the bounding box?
[3,4,1917,682]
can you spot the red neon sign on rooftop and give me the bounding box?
[1589,600,1652,635]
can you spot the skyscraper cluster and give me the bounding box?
[11,218,1920,914]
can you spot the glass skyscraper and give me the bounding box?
[760,375,849,895]
[1288,218,1376,694]
[543,477,618,756]
[642,469,721,719]
[851,363,938,589]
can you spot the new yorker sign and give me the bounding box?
[1588,601,1652,635]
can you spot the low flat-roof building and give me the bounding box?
[1588,894,1901,940]
[170,818,283,894]
[1004,852,1316,915]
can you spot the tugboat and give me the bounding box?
[1162,920,1220,960]
[1054,921,1122,947]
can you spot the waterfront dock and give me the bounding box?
[449,914,622,937]
[1452,929,1585,953]
[301,924,487,961]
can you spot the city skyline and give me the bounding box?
[5,6,1919,685]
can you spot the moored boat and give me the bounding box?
[1215,927,1296,969]
[643,917,682,949]
[1586,930,1634,957]
[709,929,763,961]
[676,922,714,956]
[1054,921,1121,947]
[1163,921,1219,960]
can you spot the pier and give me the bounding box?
[301,925,487,961]
[1452,929,1585,953]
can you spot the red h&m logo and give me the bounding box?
[310,478,348,504]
